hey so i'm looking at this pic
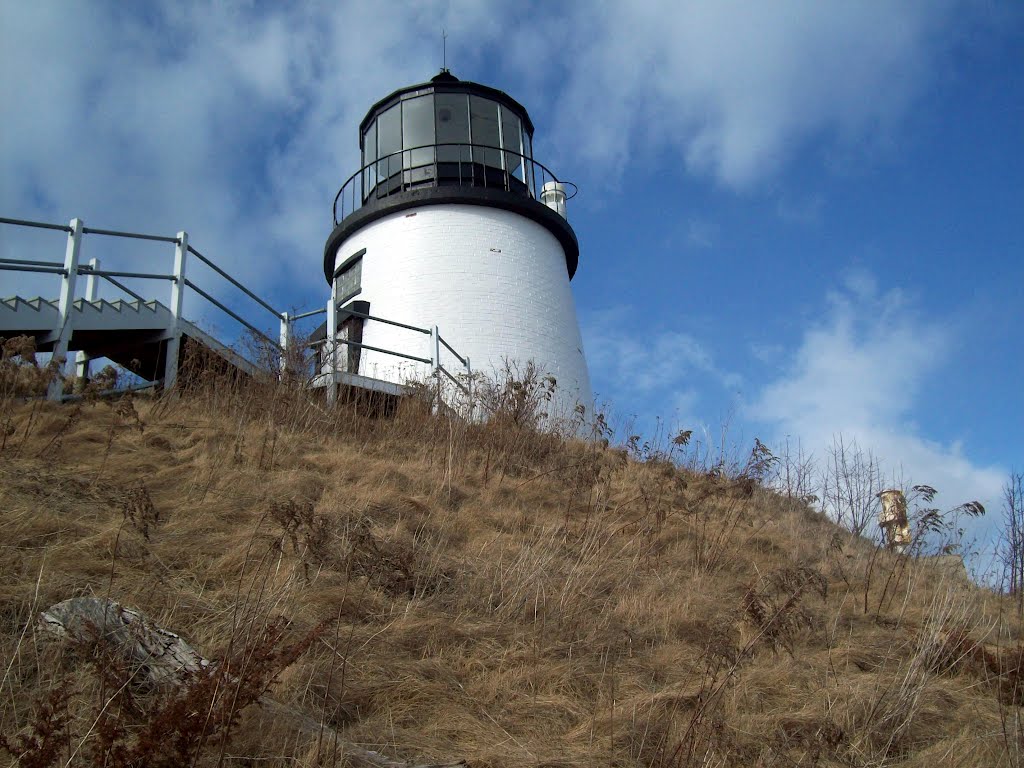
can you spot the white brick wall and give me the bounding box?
[331,203,593,417]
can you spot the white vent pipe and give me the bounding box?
[541,181,567,219]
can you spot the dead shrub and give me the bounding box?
[1,335,58,400]
[120,483,159,541]
[742,565,828,655]
[270,499,338,579]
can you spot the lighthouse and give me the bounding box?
[322,70,592,419]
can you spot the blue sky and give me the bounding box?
[1,1,1022,564]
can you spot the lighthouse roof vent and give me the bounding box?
[430,69,460,84]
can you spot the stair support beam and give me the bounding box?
[279,311,290,378]
[75,257,100,383]
[47,218,83,400]
[164,232,187,390]
[326,285,338,405]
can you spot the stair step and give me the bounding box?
[73,299,103,315]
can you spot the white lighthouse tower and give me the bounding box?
[322,70,592,418]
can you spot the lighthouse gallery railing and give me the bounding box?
[331,142,574,225]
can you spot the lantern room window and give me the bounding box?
[376,104,401,185]
[470,95,501,168]
[402,94,435,168]
[435,92,470,163]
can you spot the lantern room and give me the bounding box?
[358,70,537,202]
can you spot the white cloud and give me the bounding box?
[520,0,974,188]
[748,271,1006,548]
[0,2,533,318]
[776,194,823,225]
[585,311,734,393]
[1,0,999,311]
[0,4,320,302]
[582,307,740,435]
[685,218,716,249]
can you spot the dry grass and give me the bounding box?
[1,345,1022,766]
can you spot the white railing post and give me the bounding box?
[465,355,473,420]
[326,286,338,404]
[47,217,83,400]
[430,325,441,410]
[279,311,290,378]
[75,256,100,383]
[164,231,187,390]
[430,326,440,372]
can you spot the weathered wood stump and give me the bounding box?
[38,597,467,768]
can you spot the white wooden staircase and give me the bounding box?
[1,215,471,406]
[0,295,256,385]
[1,217,284,399]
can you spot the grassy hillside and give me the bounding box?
[1,357,1022,766]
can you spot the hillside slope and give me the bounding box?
[1,376,1021,767]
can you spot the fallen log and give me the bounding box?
[39,597,210,685]
[38,597,467,768]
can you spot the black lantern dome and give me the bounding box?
[357,69,535,200]
[324,71,578,283]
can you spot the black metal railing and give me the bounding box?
[332,142,574,225]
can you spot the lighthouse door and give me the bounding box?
[333,250,365,374]
[339,314,363,374]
